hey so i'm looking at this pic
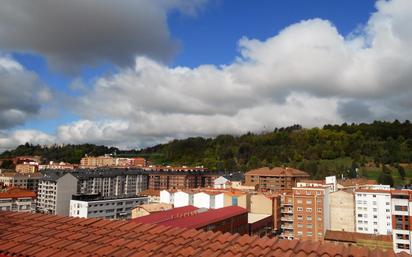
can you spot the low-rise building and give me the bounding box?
[138,189,160,203]
[69,194,148,219]
[133,205,249,235]
[248,213,273,237]
[131,203,173,218]
[0,187,36,212]
[324,230,393,250]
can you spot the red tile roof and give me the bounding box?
[246,167,310,177]
[0,188,36,199]
[0,211,409,257]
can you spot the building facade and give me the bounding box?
[244,167,309,191]
[293,186,330,241]
[37,169,148,216]
[0,172,41,191]
[355,189,392,235]
[69,194,148,219]
[391,190,412,254]
[0,188,36,212]
[15,163,39,174]
[329,190,355,232]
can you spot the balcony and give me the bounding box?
[281,216,293,222]
[281,208,293,214]
[281,225,294,230]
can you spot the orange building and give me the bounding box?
[244,167,309,191]
[292,186,330,241]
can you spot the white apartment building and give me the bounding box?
[391,190,412,254]
[355,189,392,235]
[36,173,78,215]
[69,194,148,219]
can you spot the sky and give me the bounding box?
[0,0,412,151]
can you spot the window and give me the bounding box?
[307,224,313,228]
[297,207,303,211]
[395,205,407,211]
[232,197,238,206]
[373,201,377,205]
[297,215,303,220]
[297,199,302,204]
[373,208,377,212]
[306,200,312,205]
[307,216,312,221]
[358,227,363,231]
[317,208,322,212]
[306,208,312,212]
[373,194,376,198]
[373,215,377,219]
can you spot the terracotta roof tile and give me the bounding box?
[0,211,408,257]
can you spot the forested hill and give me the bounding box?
[1,121,412,185]
[0,144,126,164]
[138,121,412,183]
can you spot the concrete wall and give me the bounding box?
[250,194,272,215]
[160,190,171,204]
[174,191,190,207]
[330,190,355,232]
[55,173,78,216]
[194,192,211,209]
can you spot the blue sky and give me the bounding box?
[0,0,411,150]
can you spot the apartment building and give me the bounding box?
[69,194,148,219]
[148,171,216,190]
[0,172,41,191]
[329,190,355,232]
[391,190,412,254]
[293,186,330,241]
[280,192,294,239]
[15,162,39,174]
[0,187,36,212]
[76,169,147,197]
[244,167,309,191]
[355,189,392,235]
[36,172,78,215]
[80,155,114,167]
[39,161,77,170]
[37,169,148,216]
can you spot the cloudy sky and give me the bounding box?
[0,0,412,151]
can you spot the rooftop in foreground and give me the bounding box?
[0,211,409,257]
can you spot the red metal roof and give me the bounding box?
[158,206,247,229]
[132,205,198,224]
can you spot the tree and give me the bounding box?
[378,166,394,187]
[397,165,406,180]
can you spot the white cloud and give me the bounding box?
[0,130,55,152]
[0,55,51,129]
[2,0,412,151]
[0,0,209,73]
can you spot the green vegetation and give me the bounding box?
[2,120,412,186]
[139,121,412,185]
[0,143,119,164]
